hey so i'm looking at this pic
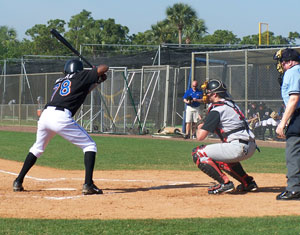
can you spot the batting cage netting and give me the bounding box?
[0,45,296,134]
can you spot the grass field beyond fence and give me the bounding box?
[0,130,296,234]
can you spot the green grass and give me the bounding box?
[0,130,292,234]
[1,216,300,234]
[0,130,286,173]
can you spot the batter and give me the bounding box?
[13,59,109,195]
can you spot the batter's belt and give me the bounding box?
[44,105,72,116]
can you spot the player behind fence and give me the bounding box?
[191,80,258,194]
[13,59,109,195]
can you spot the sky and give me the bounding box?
[2,0,300,41]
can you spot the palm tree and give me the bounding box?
[151,19,176,44]
[184,18,207,44]
[166,3,197,45]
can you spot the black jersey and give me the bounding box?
[46,68,99,116]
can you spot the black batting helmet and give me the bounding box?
[64,59,84,75]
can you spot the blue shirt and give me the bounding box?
[281,64,300,109]
[183,88,203,108]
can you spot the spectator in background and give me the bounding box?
[247,102,259,132]
[255,103,276,140]
[183,80,203,139]
[8,99,16,111]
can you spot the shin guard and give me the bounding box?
[215,161,253,186]
[192,146,229,184]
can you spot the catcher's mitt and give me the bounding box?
[270,111,279,120]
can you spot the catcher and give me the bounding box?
[192,79,258,194]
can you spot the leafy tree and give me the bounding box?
[288,31,300,45]
[66,11,130,56]
[240,31,289,45]
[65,10,94,50]
[131,30,155,45]
[201,30,240,44]
[0,26,21,59]
[97,18,130,44]
[25,19,67,55]
[166,3,197,45]
[240,34,259,45]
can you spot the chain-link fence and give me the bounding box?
[1,46,296,134]
[191,47,299,115]
[0,64,190,134]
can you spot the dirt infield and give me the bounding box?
[1,158,299,220]
[1,125,297,220]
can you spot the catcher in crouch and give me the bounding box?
[192,79,258,194]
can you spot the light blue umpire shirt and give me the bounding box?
[281,64,300,108]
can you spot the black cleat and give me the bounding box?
[208,181,234,194]
[183,134,190,139]
[276,191,300,200]
[82,183,103,195]
[236,181,258,192]
[13,180,24,192]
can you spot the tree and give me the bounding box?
[184,18,207,44]
[130,30,154,45]
[166,3,197,45]
[201,30,240,44]
[240,31,289,45]
[25,19,67,55]
[97,18,130,45]
[288,32,300,45]
[65,10,94,50]
[0,26,21,59]
[150,19,177,44]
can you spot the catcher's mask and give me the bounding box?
[206,80,229,98]
[64,59,84,75]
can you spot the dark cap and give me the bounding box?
[279,48,300,62]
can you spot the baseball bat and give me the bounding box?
[50,28,93,68]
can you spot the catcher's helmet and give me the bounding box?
[206,80,229,98]
[207,80,226,93]
[64,59,83,75]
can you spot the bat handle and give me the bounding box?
[79,55,93,68]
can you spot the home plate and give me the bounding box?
[44,188,77,191]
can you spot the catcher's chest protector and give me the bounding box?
[208,101,253,142]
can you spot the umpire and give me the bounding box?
[274,48,300,200]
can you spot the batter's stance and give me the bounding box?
[192,80,258,194]
[13,59,109,195]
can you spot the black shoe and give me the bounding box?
[13,180,24,192]
[276,191,300,200]
[82,183,103,195]
[236,181,258,192]
[183,134,190,139]
[208,181,234,194]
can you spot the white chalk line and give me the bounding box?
[0,169,193,200]
[0,169,191,184]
